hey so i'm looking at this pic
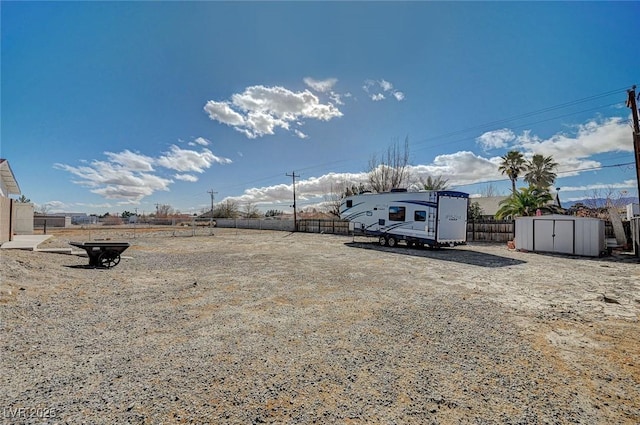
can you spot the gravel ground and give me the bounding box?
[1,227,639,424]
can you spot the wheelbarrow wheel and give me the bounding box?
[99,250,121,268]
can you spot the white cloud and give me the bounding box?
[329,92,344,105]
[294,129,309,139]
[379,79,393,92]
[225,172,368,206]
[56,142,231,202]
[557,180,637,192]
[203,101,246,126]
[303,77,337,93]
[104,150,155,171]
[393,91,405,101]
[363,79,405,102]
[471,117,632,177]
[76,202,114,209]
[204,84,343,139]
[35,200,69,213]
[192,137,210,146]
[476,128,516,150]
[409,151,504,186]
[156,145,232,172]
[513,117,632,172]
[174,174,199,182]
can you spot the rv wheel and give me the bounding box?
[378,236,387,246]
[387,237,397,247]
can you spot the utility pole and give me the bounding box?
[627,86,640,201]
[133,207,138,238]
[286,172,299,231]
[208,189,217,235]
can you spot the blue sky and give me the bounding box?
[2,1,639,215]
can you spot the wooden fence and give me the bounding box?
[183,218,627,246]
[297,219,350,235]
[466,220,514,243]
[296,219,516,242]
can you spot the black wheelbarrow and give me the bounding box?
[69,241,131,268]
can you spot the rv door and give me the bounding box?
[437,195,468,242]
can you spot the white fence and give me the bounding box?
[215,218,295,231]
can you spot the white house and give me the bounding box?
[0,159,22,243]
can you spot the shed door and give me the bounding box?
[553,220,574,254]
[534,219,574,254]
[534,220,554,252]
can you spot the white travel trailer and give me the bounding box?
[340,189,469,248]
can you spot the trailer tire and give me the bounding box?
[99,250,121,268]
[378,236,387,246]
[387,237,397,247]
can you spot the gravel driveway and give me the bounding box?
[1,228,638,424]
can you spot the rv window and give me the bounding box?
[346,200,353,208]
[415,211,426,222]
[389,206,405,222]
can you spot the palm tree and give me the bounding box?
[16,195,31,203]
[495,187,553,219]
[419,175,449,190]
[498,150,526,194]
[524,154,558,190]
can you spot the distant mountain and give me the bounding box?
[562,197,639,209]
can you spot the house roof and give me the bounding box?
[469,196,509,216]
[0,159,21,195]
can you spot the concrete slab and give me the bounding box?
[35,248,73,254]
[1,235,53,250]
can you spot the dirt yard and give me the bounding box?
[1,227,639,424]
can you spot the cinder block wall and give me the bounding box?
[0,197,12,243]
[13,202,34,235]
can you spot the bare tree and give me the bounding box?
[367,137,411,193]
[480,183,501,197]
[243,202,261,218]
[36,203,51,215]
[156,204,173,218]
[213,199,239,218]
[323,189,342,217]
[323,181,367,217]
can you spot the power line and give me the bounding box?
[275,93,631,176]
[452,161,636,190]
[413,101,626,154]
[411,86,629,145]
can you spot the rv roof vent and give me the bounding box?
[390,188,408,192]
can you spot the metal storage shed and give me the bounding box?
[515,215,605,257]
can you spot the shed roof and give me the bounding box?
[0,159,21,195]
